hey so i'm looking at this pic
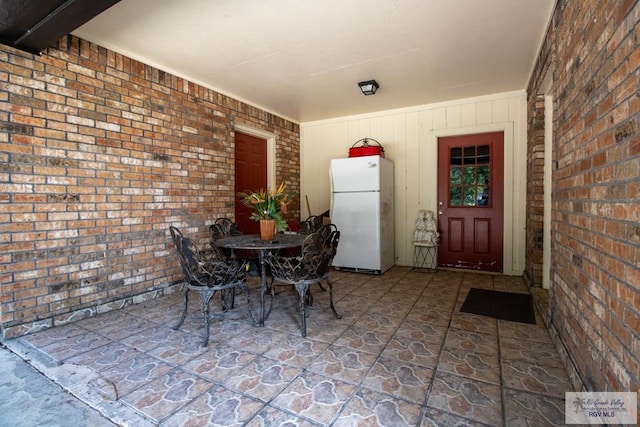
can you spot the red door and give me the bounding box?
[235,132,267,234]
[437,132,504,272]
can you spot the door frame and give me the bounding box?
[234,124,276,189]
[419,122,522,275]
[540,71,553,289]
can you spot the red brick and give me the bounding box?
[528,0,640,396]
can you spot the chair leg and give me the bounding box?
[294,282,309,337]
[173,287,190,331]
[305,288,313,307]
[243,283,252,319]
[199,288,216,347]
[326,278,342,319]
[220,288,235,312]
[268,276,276,297]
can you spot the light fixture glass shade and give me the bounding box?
[358,80,379,95]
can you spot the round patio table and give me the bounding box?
[213,233,305,326]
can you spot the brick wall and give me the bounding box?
[525,95,546,286]
[527,1,639,395]
[0,36,300,338]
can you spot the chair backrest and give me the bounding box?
[299,226,340,277]
[176,234,207,285]
[267,228,338,282]
[318,228,340,275]
[298,215,323,234]
[170,226,193,284]
[210,218,243,241]
[316,223,337,243]
[315,223,339,264]
[209,218,243,260]
[174,230,245,287]
[299,232,325,276]
[169,225,183,248]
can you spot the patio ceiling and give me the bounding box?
[1,0,556,123]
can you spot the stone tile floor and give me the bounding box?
[9,267,574,426]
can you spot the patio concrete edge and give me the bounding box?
[2,338,156,427]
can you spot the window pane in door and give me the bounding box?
[464,146,476,164]
[450,148,462,165]
[464,187,476,206]
[450,187,462,206]
[478,165,490,184]
[450,167,462,185]
[463,166,476,185]
[448,143,492,207]
[477,145,490,164]
[478,186,489,205]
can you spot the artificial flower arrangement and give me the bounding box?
[238,182,294,232]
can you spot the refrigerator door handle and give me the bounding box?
[329,169,334,217]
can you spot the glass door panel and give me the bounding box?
[448,144,491,207]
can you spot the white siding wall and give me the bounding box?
[300,90,527,275]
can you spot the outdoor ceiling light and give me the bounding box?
[358,80,379,96]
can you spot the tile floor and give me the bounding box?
[14,267,574,426]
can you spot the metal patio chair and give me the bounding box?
[266,226,341,337]
[169,226,249,346]
[298,215,323,235]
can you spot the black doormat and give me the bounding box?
[460,288,536,324]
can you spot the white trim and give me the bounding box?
[543,94,553,289]
[302,90,526,127]
[540,70,553,289]
[233,124,276,189]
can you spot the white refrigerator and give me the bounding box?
[330,155,394,274]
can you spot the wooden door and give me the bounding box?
[437,132,504,272]
[235,132,267,234]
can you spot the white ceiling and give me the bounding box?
[73,0,555,123]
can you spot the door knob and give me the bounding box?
[438,201,444,206]
[438,210,444,215]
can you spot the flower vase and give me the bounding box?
[260,219,277,241]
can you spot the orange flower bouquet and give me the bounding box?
[238,182,293,232]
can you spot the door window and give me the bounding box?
[449,144,491,207]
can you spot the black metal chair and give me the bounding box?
[308,223,339,297]
[292,222,338,292]
[266,226,341,337]
[209,217,262,276]
[298,215,323,235]
[169,226,249,346]
[210,218,243,241]
[209,217,244,260]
